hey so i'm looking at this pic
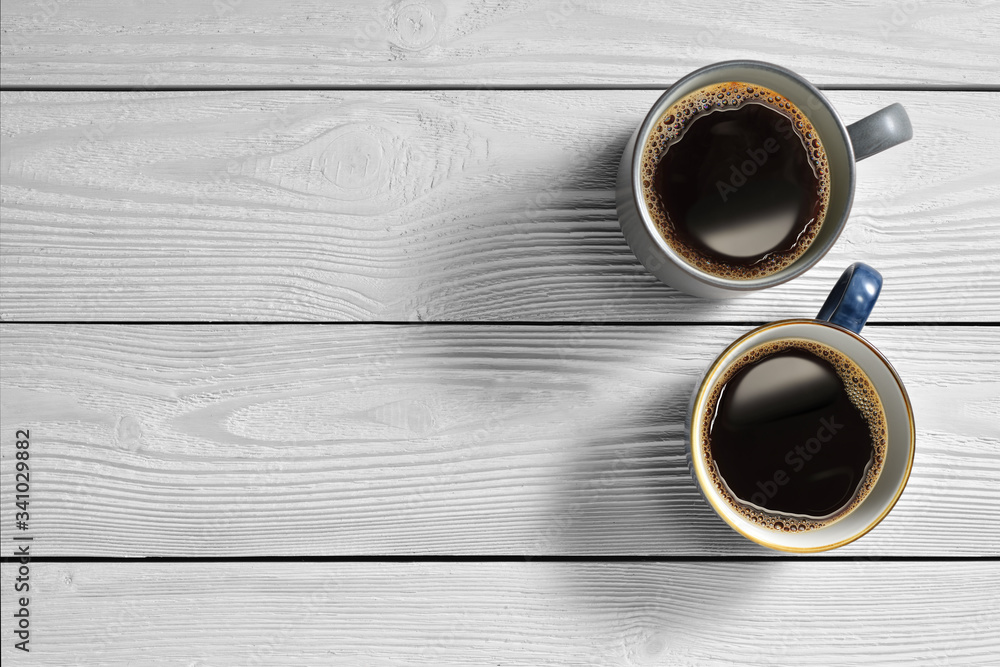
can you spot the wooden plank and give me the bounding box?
[1,324,996,557]
[1,0,998,86]
[1,90,998,322]
[1,561,998,665]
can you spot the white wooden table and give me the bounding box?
[1,1,998,664]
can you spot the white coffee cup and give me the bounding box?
[687,263,915,551]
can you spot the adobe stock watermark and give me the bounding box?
[190,105,298,208]
[544,0,586,27]
[715,117,797,203]
[877,0,923,39]
[748,414,843,507]
[716,136,781,203]
[682,0,762,61]
[524,445,641,558]
[3,0,69,49]
[213,0,243,18]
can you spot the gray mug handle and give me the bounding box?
[847,103,913,161]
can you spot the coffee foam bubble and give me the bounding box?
[700,338,887,532]
[641,82,831,280]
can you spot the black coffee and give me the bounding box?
[701,339,886,532]
[640,82,830,280]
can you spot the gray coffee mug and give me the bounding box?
[616,60,913,298]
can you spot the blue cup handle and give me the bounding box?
[816,263,883,334]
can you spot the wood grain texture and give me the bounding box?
[1,0,999,86]
[2,90,998,321]
[1,324,997,557]
[2,561,998,665]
